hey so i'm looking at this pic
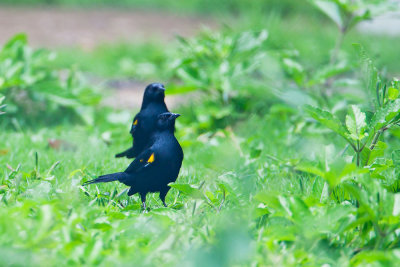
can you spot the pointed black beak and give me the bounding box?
[170,113,181,119]
[157,85,166,91]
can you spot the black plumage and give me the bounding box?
[115,82,169,159]
[84,112,183,209]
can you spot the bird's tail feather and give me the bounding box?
[83,172,127,186]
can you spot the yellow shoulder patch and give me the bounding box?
[147,153,155,163]
[133,119,138,126]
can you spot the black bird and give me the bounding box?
[84,112,183,209]
[115,82,169,159]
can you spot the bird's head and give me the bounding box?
[143,82,166,103]
[157,112,180,131]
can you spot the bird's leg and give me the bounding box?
[159,188,169,208]
[140,193,147,212]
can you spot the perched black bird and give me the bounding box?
[115,82,169,159]
[84,112,183,209]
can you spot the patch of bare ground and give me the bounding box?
[0,7,215,49]
[0,7,212,108]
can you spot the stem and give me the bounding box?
[370,130,383,150]
[356,140,360,167]
[373,221,385,250]
[330,27,346,65]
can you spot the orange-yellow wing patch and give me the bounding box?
[133,119,138,126]
[147,153,155,163]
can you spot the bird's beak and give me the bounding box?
[170,113,181,119]
[158,86,166,92]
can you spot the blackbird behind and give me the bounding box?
[115,82,169,159]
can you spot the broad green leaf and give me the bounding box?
[345,105,366,140]
[305,105,352,144]
[296,164,325,178]
[388,87,399,100]
[324,162,359,188]
[307,61,351,86]
[287,196,312,221]
[360,147,371,167]
[312,0,343,28]
[368,141,387,165]
[342,183,376,218]
[3,33,28,50]
[297,161,361,188]
[254,193,283,213]
[176,68,205,88]
[370,99,400,130]
[92,223,112,231]
[354,44,380,108]
[282,58,306,86]
[361,141,388,167]
[235,30,268,52]
[351,250,399,266]
[169,183,205,200]
[349,10,371,29]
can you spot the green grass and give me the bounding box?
[0,110,322,266]
[2,102,400,265]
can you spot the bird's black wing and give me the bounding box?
[115,114,141,158]
[130,114,140,135]
[115,147,135,158]
[124,147,156,174]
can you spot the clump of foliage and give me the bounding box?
[170,29,270,132]
[305,47,400,168]
[0,34,101,125]
[173,29,268,101]
[309,0,393,62]
[280,0,396,108]
[277,50,400,260]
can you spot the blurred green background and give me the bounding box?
[1,0,400,266]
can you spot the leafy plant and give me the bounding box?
[310,0,394,63]
[305,52,400,167]
[0,34,101,124]
[255,174,400,261]
[279,0,396,109]
[172,29,268,102]
[169,29,269,132]
[279,50,354,108]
